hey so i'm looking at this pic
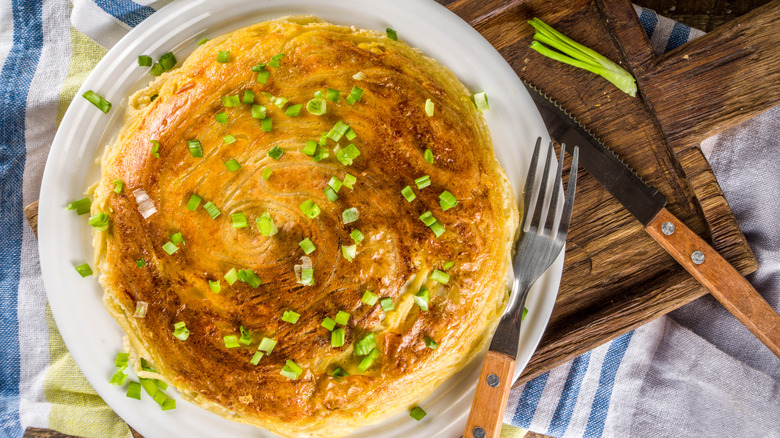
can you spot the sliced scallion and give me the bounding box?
[430,221,445,237]
[335,311,350,326]
[336,143,361,166]
[222,95,241,107]
[225,158,241,172]
[262,167,273,180]
[267,146,284,160]
[414,286,430,311]
[298,238,316,255]
[203,201,221,219]
[256,212,277,236]
[306,97,327,115]
[109,369,127,386]
[66,198,91,215]
[341,244,357,262]
[149,63,163,76]
[345,127,357,141]
[74,263,92,277]
[241,269,262,288]
[238,326,251,345]
[256,69,270,84]
[350,229,364,244]
[223,335,240,348]
[250,351,264,365]
[345,86,363,105]
[430,269,450,284]
[224,268,239,285]
[162,241,178,255]
[170,232,184,245]
[216,50,230,63]
[136,259,146,268]
[415,175,431,189]
[322,317,336,331]
[282,310,300,324]
[259,337,277,354]
[82,90,111,114]
[331,327,345,347]
[332,367,348,378]
[251,104,266,119]
[361,290,378,306]
[327,121,350,142]
[268,53,285,68]
[138,55,152,66]
[472,91,489,111]
[188,140,203,157]
[420,211,436,227]
[424,98,434,116]
[261,118,272,132]
[343,173,357,189]
[173,321,190,340]
[284,104,302,117]
[208,280,221,294]
[159,52,176,71]
[401,186,416,202]
[386,28,398,40]
[325,88,340,102]
[380,297,394,312]
[280,359,302,380]
[443,260,455,270]
[231,212,248,228]
[410,406,427,421]
[424,336,438,349]
[302,140,317,156]
[439,190,458,210]
[342,207,359,224]
[299,199,321,219]
[126,381,142,399]
[354,333,377,356]
[88,212,110,231]
[197,37,209,45]
[424,148,434,163]
[134,301,148,317]
[358,348,380,372]
[223,134,236,144]
[150,140,160,158]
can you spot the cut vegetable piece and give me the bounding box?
[82,90,111,113]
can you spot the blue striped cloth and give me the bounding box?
[2,2,778,437]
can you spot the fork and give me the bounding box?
[464,138,579,438]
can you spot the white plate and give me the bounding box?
[38,1,561,437]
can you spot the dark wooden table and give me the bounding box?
[24,1,772,438]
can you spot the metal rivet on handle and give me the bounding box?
[473,427,486,438]
[662,221,675,235]
[691,251,705,264]
[486,374,500,388]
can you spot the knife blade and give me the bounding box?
[524,81,780,358]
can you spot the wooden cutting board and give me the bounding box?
[435,0,780,385]
[22,1,779,436]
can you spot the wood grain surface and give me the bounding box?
[25,1,777,437]
[465,351,517,438]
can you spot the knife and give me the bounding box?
[524,81,780,358]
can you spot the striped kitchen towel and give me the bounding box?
[1,1,777,438]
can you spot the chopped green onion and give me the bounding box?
[262,167,273,180]
[472,91,489,111]
[335,311,350,326]
[280,359,302,380]
[345,127,357,141]
[251,62,266,72]
[126,381,142,399]
[263,93,288,109]
[439,190,458,210]
[353,71,366,80]
[152,390,167,406]
[430,221,445,237]
[138,55,152,66]
[231,212,248,228]
[424,337,438,349]
[380,297,394,312]
[342,207,359,224]
[250,351,264,365]
[259,337,277,354]
[420,211,436,227]
[423,149,434,164]
[413,286,430,311]
[114,352,129,368]
[216,50,230,63]
[350,229,364,244]
[140,378,157,396]
[327,121,350,141]
[341,244,357,262]
[222,95,241,107]
[223,335,240,348]
[401,186,416,202]
[354,333,377,356]
[343,173,357,189]
[161,399,176,411]
[299,199,321,219]
[240,269,262,288]
[332,367,348,378]
[336,143,361,166]
[256,212,277,236]
[326,88,340,102]
[282,310,300,324]
[240,91,255,105]
[203,201,221,219]
[224,267,239,285]
[327,177,343,192]
[209,280,221,294]
[136,259,146,268]
[297,141,317,158]
[415,175,431,189]
[410,406,427,421]
[150,140,160,158]
[82,90,111,114]
[312,147,329,162]
[88,212,110,231]
[239,326,252,345]
[362,290,378,306]
[528,17,637,97]
[386,28,398,40]
[268,53,285,68]
[298,238,316,255]
[185,194,202,212]
[319,186,338,202]
[109,369,127,386]
[321,317,336,331]
[331,327,345,347]
[170,232,184,244]
[424,98,434,116]
[319,132,328,146]
[251,104,266,119]
[223,134,236,144]
[150,94,158,101]
[159,52,176,71]
[306,97,327,115]
[284,104,302,117]
[268,146,284,160]
[430,269,450,284]
[66,198,91,215]
[345,86,363,105]
[149,63,163,76]
[162,241,178,255]
[358,348,380,372]
[261,118,272,132]
[187,140,203,157]
[197,37,209,45]
[443,261,455,270]
[256,69,270,84]
[225,158,241,172]
[173,321,190,340]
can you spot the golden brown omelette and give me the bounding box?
[92,15,518,438]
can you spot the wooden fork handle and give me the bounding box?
[464,350,516,438]
[646,208,780,357]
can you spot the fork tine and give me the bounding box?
[528,141,554,230]
[543,143,565,235]
[557,146,579,237]
[523,137,542,220]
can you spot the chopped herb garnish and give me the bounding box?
[82,90,111,114]
[126,381,142,399]
[170,232,184,245]
[222,95,241,107]
[386,28,398,40]
[328,177,343,192]
[66,198,91,215]
[225,158,241,172]
[250,351,264,365]
[345,86,363,105]
[216,50,230,63]
[258,337,277,354]
[341,244,357,262]
[159,52,176,71]
[251,104,266,119]
[231,212,248,228]
[332,367,348,378]
[322,317,336,331]
[336,143,361,166]
[284,104,302,117]
[327,121,350,142]
[136,259,146,268]
[430,269,450,284]
[280,359,302,380]
[335,311,350,326]
[443,261,455,270]
[262,167,273,180]
[173,321,190,340]
[401,186,416,202]
[108,181,122,196]
[350,229,364,243]
[223,335,240,348]
[424,337,438,349]
[240,269,262,288]
[424,148,434,163]
[358,348,380,372]
[331,328,345,347]
[298,238,316,255]
[420,211,436,227]
[74,263,92,277]
[268,146,284,160]
[215,111,227,123]
[251,62,266,72]
[361,290,378,306]
[239,326,252,345]
[149,140,160,158]
[326,88,340,102]
[149,63,163,76]
[268,53,285,68]
[414,286,430,311]
[256,212,277,236]
[342,207,359,224]
[162,241,178,255]
[261,118,272,132]
[343,173,357,189]
[472,91,489,111]
[282,310,300,324]
[439,190,458,210]
[187,140,203,157]
[306,97,327,115]
[345,127,357,141]
[223,134,236,144]
[138,55,152,66]
[415,175,431,189]
[410,406,427,421]
[256,69,271,84]
[299,199,321,219]
[424,98,435,116]
[109,369,127,386]
[208,280,221,294]
[197,37,209,45]
[302,140,318,156]
[354,333,377,356]
[88,212,109,231]
[430,221,445,237]
[224,268,239,285]
[380,297,394,312]
[203,201,220,219]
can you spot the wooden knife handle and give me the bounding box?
[464,350,516,438]
[646,207,780,357]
